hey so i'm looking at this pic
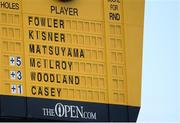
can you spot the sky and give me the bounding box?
[137,0,180,122]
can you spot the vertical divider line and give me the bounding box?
[20,0,28,119]
[121,0,129,106]
[0,8,2,117]
[121,0,130,120]
[103,0,111,121]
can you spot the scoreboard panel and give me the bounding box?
[0,0,145,121]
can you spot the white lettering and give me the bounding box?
[46,103,97,120]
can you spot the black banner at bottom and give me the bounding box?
[0,95,140,122]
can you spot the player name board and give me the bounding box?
[0,0,145,121]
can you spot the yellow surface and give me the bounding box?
[0,0,145,107]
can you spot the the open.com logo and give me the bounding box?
[54,103,97,120]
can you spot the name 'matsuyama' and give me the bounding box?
[29,44,85,58]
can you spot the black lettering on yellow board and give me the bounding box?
[50,6,79,16]
[29,44,85,58]
[110,4,119,11]
[28,16,64,29]
[108,0,121,21]
[30,58,73,71]
[29,30,65,43]
[0,1,19,10]
[109,12,120,21]
[25,4,83,100]
[31,86,61,97]
[30,72,80,85]
[108,0,120,3]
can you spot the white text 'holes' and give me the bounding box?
[9,56,22,66]
[10,84,23,94]
[10,71,22,80]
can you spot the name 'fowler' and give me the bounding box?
[28,16,64,29]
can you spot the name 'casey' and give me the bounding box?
[29,44,85,58]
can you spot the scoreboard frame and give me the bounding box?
[0,0,145,121]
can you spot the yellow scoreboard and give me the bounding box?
[0,0,145,121]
